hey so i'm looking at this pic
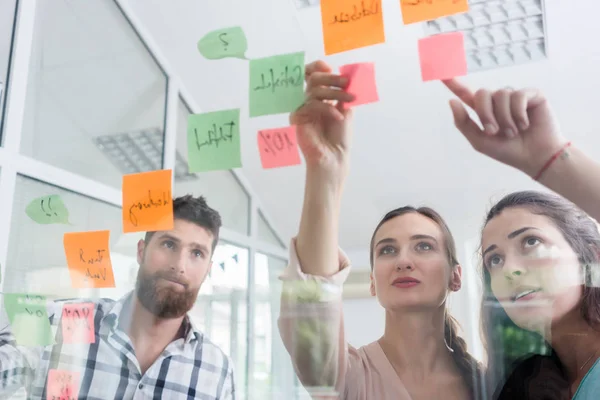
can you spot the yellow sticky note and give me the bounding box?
[321,0,385,55]
[122,170,174,233]
[63,230,115,288]
[400,0,469,25]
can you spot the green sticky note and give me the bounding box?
[187,109,242,173]
[25,195,72,225]
[4,293,54,347]
[197,27,248,60]
[249,52,305,117]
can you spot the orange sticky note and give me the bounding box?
[258,126,302,169]
[340,63,379,107]
[122,169,174,233]
[61,303,95,344]
[400,0,468,25]
[418,32,467,81]
[47,369,80,400]
[63,230,115,288]
[321,0,385,55]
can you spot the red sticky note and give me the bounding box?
[418,32,467,82]
[339,62,379,107]
[258,126,302,169]
[47,369,80,400]
[63,230,115,288]
[62,303,95,344]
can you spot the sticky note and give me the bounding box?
[258,126,302,169]
[321,0,385,55]
[47,369,80,400]
[197,26,248,60]
[3,293,54,347]
[418,32,467,81]
[249,52,305,117]
[400,0,469,25]
[63,230,115,288]
[122,169,174,233]
[339,63,379,107]
[25,195,72,225]
[187,109,242,172]
[61,303,95,344]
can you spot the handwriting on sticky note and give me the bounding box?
[249,52,305,117]
[63,230,115,288]
[25,195,72,225]
[321,0,385,55]
[339,62,379,107]
[3,293,54,346]
[418,32,467,81]
[197,26,248,60]
[62,303,94,344]
[258,126,302,169]
[122,170,173,233]
[47,369,80,400]
[400,0,468,25]
[187,109,242,173]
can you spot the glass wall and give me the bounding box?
[174,97,250,235]
[253,253,305,399]
[18,0,167,189]
[0,0,18,139]
[0,2,289,400]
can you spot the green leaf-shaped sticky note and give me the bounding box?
[197,27,248,60]
[25,195,72,225]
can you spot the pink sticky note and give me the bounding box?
[47,369,80,400]
[61,303,95,344]
[258,126,302,169]
[339,62,379,107]
[418,32,467,82]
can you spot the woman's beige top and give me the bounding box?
[278,239,414,400]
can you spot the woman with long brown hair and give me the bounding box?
[277,60,483,400]
[443,79,600,399]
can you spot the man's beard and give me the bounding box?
[135,266,200,319]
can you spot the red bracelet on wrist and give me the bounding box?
[533,142,572,181]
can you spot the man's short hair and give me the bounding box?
[144,195,222,253]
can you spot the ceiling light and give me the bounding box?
[93,128,197,181]
[424,0,548,73]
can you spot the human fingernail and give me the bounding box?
[505,128,515,138]
[484,124,498,135]
[519,121,529,130]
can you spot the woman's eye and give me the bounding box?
[380,246,396,255]
[416,242,433,251]
[524,237,541,248]
[487,255,503,269]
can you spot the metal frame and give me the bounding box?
[0,0,289,397]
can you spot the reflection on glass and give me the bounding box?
[174,97,250,234]
[252,252,304,399]
[258,211,285,248]
[193,242,249,397]
[19,0,167,188]
[0,0,17,138]
[5,175,126,298]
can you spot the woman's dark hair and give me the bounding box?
[370,206,484,399]
[479,191,600,396]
